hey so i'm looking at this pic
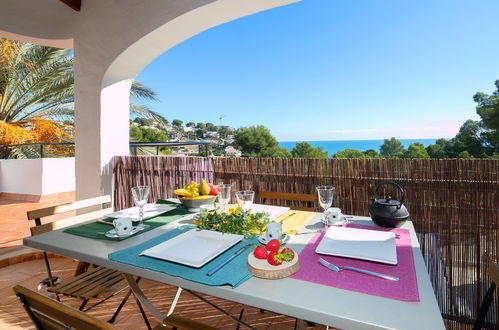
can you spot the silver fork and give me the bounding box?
[318,258,399,281]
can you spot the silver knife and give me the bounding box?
[277,212,296,224]
[206,243,253,276]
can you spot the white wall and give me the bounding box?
[0,158,75,196]
[40,158,76,195]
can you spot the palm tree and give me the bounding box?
[0,38,165,156]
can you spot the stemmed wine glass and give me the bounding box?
[217,184,232,212]
[131,186,150,230]
[236,190,255,212]
[317,186,335,233]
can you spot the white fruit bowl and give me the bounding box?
[179,196,217,211]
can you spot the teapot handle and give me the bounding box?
[375,181,405,206]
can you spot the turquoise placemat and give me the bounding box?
[108,227,257,288]
[63,200,190,241]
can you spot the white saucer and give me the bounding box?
[105,226,142,238]
[258,234,290,245]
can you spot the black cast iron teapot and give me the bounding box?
[369,181,410,228]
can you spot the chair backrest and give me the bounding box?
[13,285,119,330]
[27,195,112,236]
[259,191,316,211]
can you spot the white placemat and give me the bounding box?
[250,204,290,221]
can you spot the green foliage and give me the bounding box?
[234,125,278,157]
[206,122,217,131]
[133,117,154,126]
[217,126,233,139]
[196,128,205,139]
[291,142,328,158]
[426,139,449,158]
[172,119,183,127]
[400,143,430,158]
[452,120,492,157]
[194,209,269,238]
[334,149,368,158]
[458,151,473,159]
[130,125,167,143]
[186,122,196,127]
[266,146,292,158]
[196,122,206,129]
[0,38,165,134]
[0,39,73,123]
[473,80,499,151]
[363,149,379,158]
[380,137,404,158]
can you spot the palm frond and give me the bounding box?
[130,104,167,123]
[130,81,158,102]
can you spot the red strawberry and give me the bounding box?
[265,239,280,252]
[267,251,283,266]
[280,248,295,262]
[253,246,268,259]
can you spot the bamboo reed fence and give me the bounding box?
[113,156,498,329]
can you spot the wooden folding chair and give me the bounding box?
[259,191,316,211]
[14,284,118,330]
[14,285,220,330]
[473,262,498,330]
[26,195,149,326]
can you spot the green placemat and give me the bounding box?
[63,200,190,241]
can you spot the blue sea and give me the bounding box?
[279,139,438,157]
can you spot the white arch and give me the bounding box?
[72,0,299,198]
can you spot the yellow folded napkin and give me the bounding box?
[275,210,315,235]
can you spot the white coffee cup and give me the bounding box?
[328,207,344,225]
[113,217,133,236]
[260,222,290,244]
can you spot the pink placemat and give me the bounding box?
[290,224,420,301]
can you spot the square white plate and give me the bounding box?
[139,230,243,268]
[106,203,176,220]
[250,204,290,221]
[315,226,397,265]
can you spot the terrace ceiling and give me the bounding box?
[59,0,81,11]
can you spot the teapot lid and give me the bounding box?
[376,195,401,206]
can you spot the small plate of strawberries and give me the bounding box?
[247,239,300,279]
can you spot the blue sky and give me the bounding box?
[136,0,499,141]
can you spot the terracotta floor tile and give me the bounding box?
[0,257,327,329]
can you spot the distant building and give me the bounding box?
[183,126,195,132]
[224,146,242,157]
[205,131,220,138]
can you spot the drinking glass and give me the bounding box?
[131,186,150,230]
[317,186,335,233]
[217,184,232,212]
[235,190,255,212]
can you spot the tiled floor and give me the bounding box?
[1,257,322,329]
[0,193,75,249]
[0,195,327,329]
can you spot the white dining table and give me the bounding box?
[23,211,445,330]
